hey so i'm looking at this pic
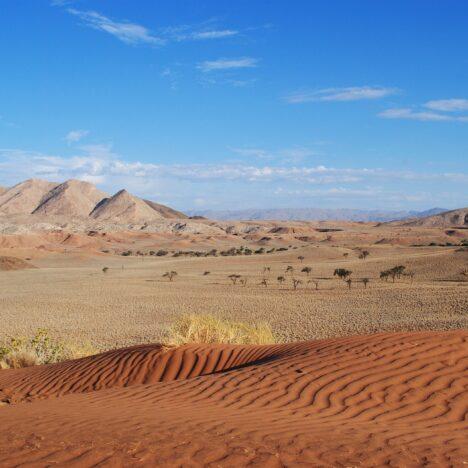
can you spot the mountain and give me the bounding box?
[143,199,188,219]
[396,207,468,227]
[33,179,108,218]
[90,189,165,223]
[188,207,449,222]
[0,179,58,215]
[0,178,187,223]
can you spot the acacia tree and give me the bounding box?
[292,278,302,290]
[298,256,305,263]
[301,266,312,276]
[228,274,241,285]
[163,271,178,281]
[240,277,248,287]
[286,265,294,275]
[362,278,370,288]
[260,278,268,288]
[380,270,390,281]
[263,266,271,274]
[308,279,319,290]
[277,276,285,285]
[346,278,352,289]
[334,268,352,280]
[102,267,109,273]
[359,250,370,260]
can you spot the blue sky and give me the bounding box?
[1,0,467,211]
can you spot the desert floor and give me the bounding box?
[0,224,467,467]
[1,241,467,349]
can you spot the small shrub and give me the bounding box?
[0,329,96,369]
[163,271,178,281]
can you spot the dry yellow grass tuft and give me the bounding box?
[167,313,277,346]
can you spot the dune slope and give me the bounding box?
[0,331,467,467]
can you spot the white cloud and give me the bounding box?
[197,57,259,72]
[285,86,397,104]
[191,29,238,40]
[379,108,468,122]
[1,147,466,188]
[67,9,165,45]
[425,98,468,112]
[65,129,89,144]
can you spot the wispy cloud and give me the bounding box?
[379,107,468,122]
[230,146,319,163]
[165,27,239,41]
[424,98,468,112]
[285,86,397,104]
[67,9,165,45]
[63,8,242,47]
[65,129,89,144]
[197,57,259,72]
[1,147,466,185]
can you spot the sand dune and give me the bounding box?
[0,331,466,466]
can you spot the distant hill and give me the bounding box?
[0,179,58,215]
[187,207,449,222]
[143,199,188,219]
[90,189,165,223]
[33,180,108,218]
[395,207,468,227]
[0,178,187,222]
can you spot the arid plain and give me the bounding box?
[0,179,467,466]
[1,217,467,349]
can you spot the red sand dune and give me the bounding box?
[0,331,467,466]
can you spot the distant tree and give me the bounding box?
[263,266,271,274]
[228,274,241,285]
[389,265,405,282]
[102,267,109,273]
[362,278,370,288]
[343,252,349,258]
[380,270,390,281]
[203,271,210,276]
[240,277,248,287]
[308,280,319,290]
[286,265,294,275]
[301,266,312,276]
[260,278,268,288]
[358,250,370,260]
[298,255,305,263]
[334,268,352,280]
[163,271,178,281]
[277,276,285,285]
[346,278,352,289]
[292,278,302,290]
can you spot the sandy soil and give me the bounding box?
[0,331,467,466]
[0,222,467,466]
[0,238,466,349]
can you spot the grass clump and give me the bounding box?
[167,314,277,346]
[0,329,96,369]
